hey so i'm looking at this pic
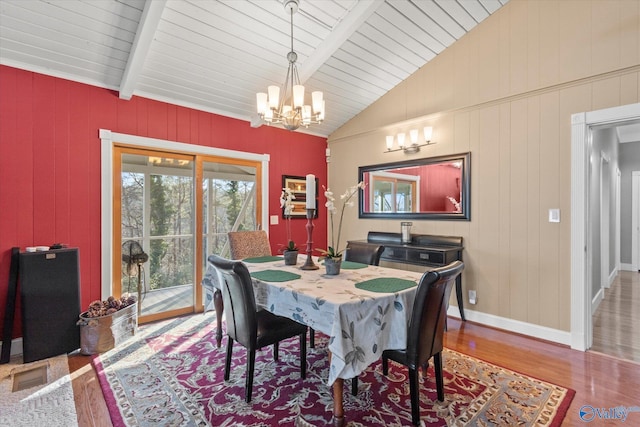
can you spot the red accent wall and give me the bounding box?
[0,65,327,340]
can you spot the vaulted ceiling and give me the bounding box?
[0,0,513,137]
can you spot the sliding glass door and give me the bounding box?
[117,149,195,322]
[202,157,260,261]
[114,148,262,323]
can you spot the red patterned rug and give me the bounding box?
[93,314,574,426]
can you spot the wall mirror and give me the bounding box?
[358,152,470,220]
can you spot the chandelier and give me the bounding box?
[256,0,325,131]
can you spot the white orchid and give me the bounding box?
[319,181,366,259]
[280,187,296,216]
[280,188,297,251]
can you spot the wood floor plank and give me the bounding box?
[592,271,640,363]
[444,317,639,426]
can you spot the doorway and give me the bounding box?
[570,103,640,352]
[100,129,269,324]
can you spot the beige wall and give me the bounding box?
[327,0,640,332]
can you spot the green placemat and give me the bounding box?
[251,269,301,282]
[355,277,417,293]
[243,256,283,263]
[341,261,368,270]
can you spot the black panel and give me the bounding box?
[19,248,81,362]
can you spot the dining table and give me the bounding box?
[204,255,425,426]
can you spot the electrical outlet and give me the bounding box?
[469,290,477,305]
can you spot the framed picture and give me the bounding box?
[282,175,318,218]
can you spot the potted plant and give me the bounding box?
[280,187,299,265]
[318,181,366,275]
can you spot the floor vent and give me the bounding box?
[12,364,48,392]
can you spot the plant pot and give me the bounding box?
[324,256,342,275]
[283,250,299,265]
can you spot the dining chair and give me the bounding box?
[208,254,307,403]
[209,230,273,348]
[381,260,464,426]
[341,241,384,396]
[344,241,384,266]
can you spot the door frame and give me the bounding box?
[99,129,270,304]
[570,103,640,351]
[600,152,610,290]
[632,171,640,271]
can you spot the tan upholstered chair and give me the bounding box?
[227,230,272,259]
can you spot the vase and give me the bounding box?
[324,256,342,275]
[283,250,299,265]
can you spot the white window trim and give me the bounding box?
[99,129,270,300]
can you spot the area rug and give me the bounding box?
[94,314,574,427]
[0,354,78,426]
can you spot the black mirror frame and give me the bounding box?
[358,152,471,221]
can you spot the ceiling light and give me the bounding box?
[256,0,325,131]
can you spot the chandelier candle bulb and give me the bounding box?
[293,85,304,108]
[268,86,280,108]
[306,174,316,209]
[256,93,267,114]
[312,91,323,112]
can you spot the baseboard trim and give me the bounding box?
[447,307,571,346]
[620,263,636,272]
[592,287,604,315]
[0,337,23,360]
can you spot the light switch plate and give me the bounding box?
[548,208,560,223]
[270,215,279,225]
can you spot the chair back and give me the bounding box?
[407,260,464,368]
[344,241,384,266]
[207,254,257,349]
[228,230,272,259]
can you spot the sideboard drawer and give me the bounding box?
[408,250,444,265]
[382,247,408,262]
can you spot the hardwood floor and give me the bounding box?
[591,270,640,363]
[68,315,640,426]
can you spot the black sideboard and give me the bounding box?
[349,231,465,321]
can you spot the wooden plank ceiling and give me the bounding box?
[0,0,510,137]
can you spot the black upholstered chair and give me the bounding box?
[208,254,307,403]
[381,260,464,426]
[344,241,384,266]
[209,231,273,348]
[341,241,384,396]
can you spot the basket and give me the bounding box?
[77,302,137,355]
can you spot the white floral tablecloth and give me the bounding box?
[211,257,424,386]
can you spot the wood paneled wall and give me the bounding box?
[327,0,640,333]
[0,66,327,339]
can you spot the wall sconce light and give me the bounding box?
[384,126,435,153]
